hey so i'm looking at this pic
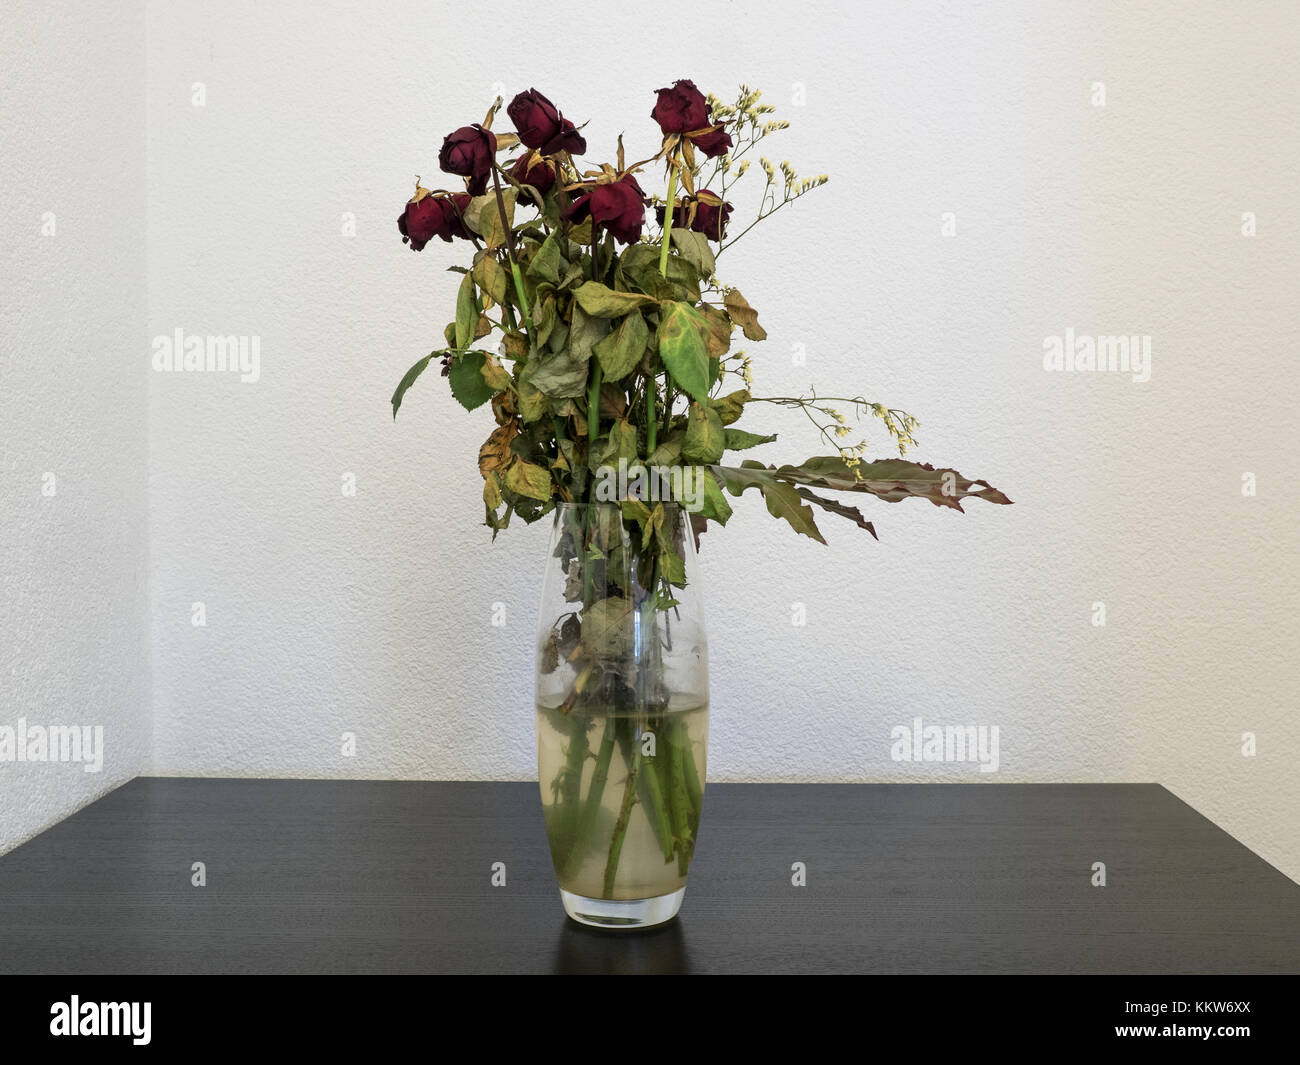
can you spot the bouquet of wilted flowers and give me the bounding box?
[393,79,1009,540]
[393,80,1010,914]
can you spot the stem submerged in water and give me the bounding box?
[602,718,642,898]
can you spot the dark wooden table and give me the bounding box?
[1,779,1296,974]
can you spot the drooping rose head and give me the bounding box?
[506,89,587,156]
[691,126,733,158]
[652,79,710,135]
[510,153,557,197]
[398,189,472,250]
[565,173,647,245]
[438,125,496,195]
[657,189,733,242]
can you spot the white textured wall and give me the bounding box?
[0,3,151,851]
[10,2,1300,882]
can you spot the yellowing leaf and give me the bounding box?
[657,301,711,404]
[573,281,656,318]
[504,458,552,501]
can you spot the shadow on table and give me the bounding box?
[552,917,692,974]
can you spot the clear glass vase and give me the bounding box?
[535,502,708,929]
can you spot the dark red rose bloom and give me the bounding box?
[545,118,587,156]
[656,190,733,242]
[398,191,472,250]
[510,153,557,197]
[691,126,732,158]
[652,79,710,135]
[565,174,647,244]
[506,89,587,156]
[438,125,496,195]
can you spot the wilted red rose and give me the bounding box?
[510,153,557,197]
[657,189,733,242]
[652,79,710,135]
[398,191,471,250]
[507,89,587,156]
[565,174,647,244]
[438,125,496,195]
[691,126,733,158]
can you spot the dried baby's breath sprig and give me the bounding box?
[700,87,829,255]
[748,390,921,461]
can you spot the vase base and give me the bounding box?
[560,887,685,930]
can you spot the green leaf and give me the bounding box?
[525,345,588,399]
[455,272,477,351]
[695,472,733,525]
[534,293,557,348]
[723,428,777,451]
[590,418,639,472]
[711,462,826,543]
[573,281,656,318]
[682,402,725,463]
[658,548,687,587]
[657,301,711,404]
[391,353,435,419]
[527,233,564,285]
[647,430,683,466]
[671,229,716,278]
[619,244,700,300]
[448,351,493,411]
[504,458,553,501]
[593,312,648,382]
[568,305,610,365]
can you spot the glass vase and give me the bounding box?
[534,502,708,929]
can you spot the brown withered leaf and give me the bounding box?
[491,390,516,426]
[723,288,767,341]
[794,487,877,539]
[502,332,529,361]
[698,305,733,358]
[766,456,1014,512]
[478,423,518,480]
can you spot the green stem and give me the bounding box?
[509,261,536,350]
[669,715,703,838]
[576,720,617,851]
[646,384,657,455]
[658,165,678,276]
[491,166,536,350]
[587,364,603,447]
[554,712,590,876]
[646,166,679,457]
[667,734,694,877]
[603,720,642,899]
[637,727,676,863]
